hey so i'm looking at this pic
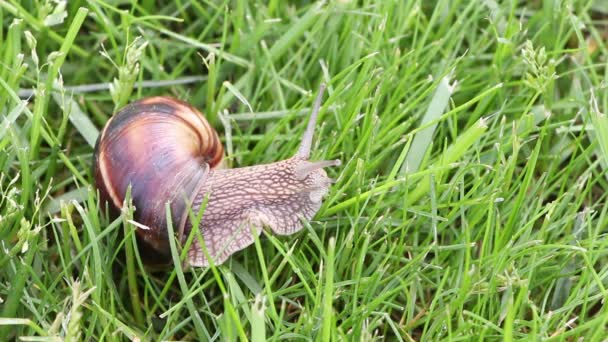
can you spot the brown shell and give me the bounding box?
[94,96,223,263]
[94,85,338,267]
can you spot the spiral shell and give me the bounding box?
[94,97,223,261]
[94,86,339,267]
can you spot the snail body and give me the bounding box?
[93,85,339,267]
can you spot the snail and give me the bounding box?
[93,84,340,267]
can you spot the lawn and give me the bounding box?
[2,0,608,340]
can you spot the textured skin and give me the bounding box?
[94,95,335,267]
[185,158,332,267]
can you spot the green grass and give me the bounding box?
[2,0,608,340]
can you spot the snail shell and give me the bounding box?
[93,86,339,267]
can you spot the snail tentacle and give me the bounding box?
[94,85,339,267]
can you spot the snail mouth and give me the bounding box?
[297,173,336,203]
[307,187,330,203]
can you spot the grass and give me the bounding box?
[1,0,608,340]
